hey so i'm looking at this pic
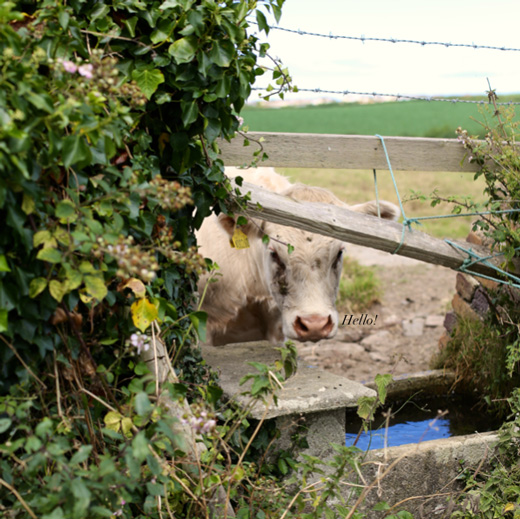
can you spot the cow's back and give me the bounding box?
[225,167,291,193]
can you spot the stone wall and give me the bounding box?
[438,230,515,351]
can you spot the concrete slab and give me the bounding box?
[357,431,499,517]
[201,341,375,420]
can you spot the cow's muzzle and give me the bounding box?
[293,314,334,342]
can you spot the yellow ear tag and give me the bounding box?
[230,228,250,249]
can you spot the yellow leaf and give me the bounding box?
[84,275,107,301]
[79,289,93,304]
[504,503,515,512]
[49,279,68,303]
[33,230,57,249]
[158,132,170,154]
[54,227,71,247]
[131,298,158,332]
[121,417,134,437]
[104,411,122,432]
[123,278,146,299]
[22,193,35,215]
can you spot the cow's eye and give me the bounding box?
[270,250,286,270]
[332,250,343,269]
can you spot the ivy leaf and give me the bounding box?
[55,200,76,220]
[104,411,123,432]
[54,227,72,247]
[0,254,10,272]
[62,135,92,168]
[134,392,152,416]
[374,373,393,405]
[33,230,57,249]
[132,431,149,462]
[121,417,134,437]
[123,278,146,299]
[84,275,108,301]
[255,10,269,34]
[189,310,207,342]
[37,247,62,264]
[49,280,68,303]
[0,309,7,333]
[181,100,198,126]
[132,69,165,99]
[357,396,377,421]
[0,417,12,434]
[168,36,197,63]
[209,40,235,68]
[131,298,158,332]
[159,0,195,10]
[21,193,35,215]
[29,277,48,298]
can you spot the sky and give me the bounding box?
[252,0,520,102]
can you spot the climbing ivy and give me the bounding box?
[0,1,295,517]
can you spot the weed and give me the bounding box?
[337,257,382,313]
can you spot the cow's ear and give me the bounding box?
[217,213,263,238]
[349,201,400,221]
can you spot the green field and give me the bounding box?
[241,97,520,138]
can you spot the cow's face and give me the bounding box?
[261,223,344,342]
[218,182,399,343]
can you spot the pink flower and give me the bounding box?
[78,64,94,79]
[61,60,77,74]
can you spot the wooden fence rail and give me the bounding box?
[232,180,501,279]
[220,132,477,172]
[218,131,506,278]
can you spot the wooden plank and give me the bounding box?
[232,181,502,278]
[220,132,477,172]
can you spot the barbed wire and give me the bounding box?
[254,22,520,53]
[251,86,520,105]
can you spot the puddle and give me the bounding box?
[345,395,500,450]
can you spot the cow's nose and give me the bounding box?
[293,314,334,342]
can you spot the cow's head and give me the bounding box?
[219,183,399,342]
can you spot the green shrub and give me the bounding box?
[0,1,299,517]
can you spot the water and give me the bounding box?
[345,395,500,450]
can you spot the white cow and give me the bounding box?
[196,168,399,346]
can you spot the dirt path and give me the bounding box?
[297,245,456,383]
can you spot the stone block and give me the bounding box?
[455,272,479,302]
[438,330,451,351]
[466,230,483,246]
[425,314,445,327]
[402,317,425,337]
[451,293,481,322]
[477,275,500,292]
[275,408,346,462]
[470,287,490,316]
[443,311,457,333]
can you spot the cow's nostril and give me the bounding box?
[293,314,334,341]
[295,317,308,332]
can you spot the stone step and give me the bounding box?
[201,341,375,420]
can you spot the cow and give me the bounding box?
[196,168,399,346]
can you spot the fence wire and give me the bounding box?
[255,22,520,53]
[251,86,520,105]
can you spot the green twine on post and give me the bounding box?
[374,133,520,288]
[375,134,420,254]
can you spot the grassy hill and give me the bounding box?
[241,97,520,138]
